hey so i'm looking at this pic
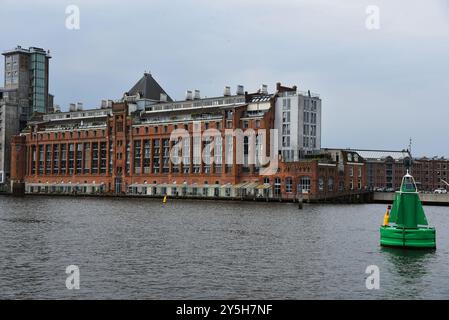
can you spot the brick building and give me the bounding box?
[10,74,364,200]
[412,157,449,192]
[322,149,411,191]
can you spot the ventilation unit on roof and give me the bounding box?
[223,86,231,96]
[185,90,193,100]
[236,85,244,95]
[194,90,200,100]
[260,84,268,94]
[69,103,76,112]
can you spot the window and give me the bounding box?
[152,139,160,173]
[133,140,142,174]
[303,125,309,135]
[303,136,309,148]
[299,176,311,193]
[328,177,334,191]
[285,177,293,193]
[75,144,82,174]
[283,98,291,110]
[162,139,170,173]
[274,177,281,197]
[282,136,290,148]
[143,140,151,173]
[318,177,324,191]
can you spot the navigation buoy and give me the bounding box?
[380,170,436,249]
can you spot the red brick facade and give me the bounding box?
[10,101,365,200]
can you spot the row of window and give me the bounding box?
[30,142,109,175]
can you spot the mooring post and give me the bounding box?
[298,196,303,209]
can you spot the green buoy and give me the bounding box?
[380,171,436,249]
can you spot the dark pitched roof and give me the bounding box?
[127,73,173,102]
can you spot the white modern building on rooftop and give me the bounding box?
[274,84,322,162]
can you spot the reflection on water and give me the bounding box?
[382,248,433,279]
[0,196,448,299]
[380,247,438,299]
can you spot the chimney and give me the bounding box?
[185,90,193,100]
[160,93,168,102]
[194,90,201,100]
[236,85,244,95]
[69,103,76,112]
[223,86,231,96]
[260,84,268,94]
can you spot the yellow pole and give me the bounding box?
[163,195,167,204]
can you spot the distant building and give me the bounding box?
[2,46,52,122]
[0,90,20,186]
[323,148,411,190]
[322,148,367,191]
[412,157,449,192]
[1,45,53,189]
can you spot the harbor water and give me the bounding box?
[0,195,448,299]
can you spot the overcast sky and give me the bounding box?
[1,0,448,157]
